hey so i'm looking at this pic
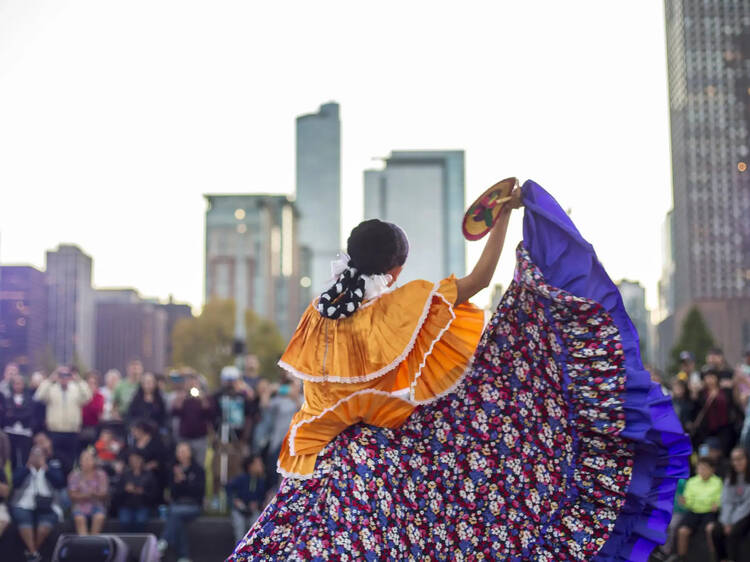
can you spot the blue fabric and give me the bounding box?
[521,180,692,561]
[162,503,201,558]
[118,506,150,532]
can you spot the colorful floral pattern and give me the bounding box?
[228,245,635,561]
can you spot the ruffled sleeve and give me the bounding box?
[279,277,483,389]
[395,276,485,403]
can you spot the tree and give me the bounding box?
[245,309,286,381]
[171,299,288,387]
[669,306,716,376]
[172,299,235,389]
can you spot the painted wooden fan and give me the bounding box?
[462,177,518,240]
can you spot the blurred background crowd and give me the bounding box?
[0,354,298,561]
[651,347,750,562]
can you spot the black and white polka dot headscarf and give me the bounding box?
[317,261,366,319]
[317,219,409,320]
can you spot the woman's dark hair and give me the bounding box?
[243,454,264,473]
[728,447,750,485]
[317,219,409,319]
[133,418,157,436]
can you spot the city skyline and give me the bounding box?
[1,1,672,313]
[657,0,750,366]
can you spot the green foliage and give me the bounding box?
[245,309,286,381]
[669,307,716,375]
[171,299,235,389]
[171,299,288,387]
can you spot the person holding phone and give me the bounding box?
[33,366,92,474]
[157,442,205,562]
[10,445,65,561]
[171,373,213,468]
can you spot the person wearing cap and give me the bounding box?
[33,366,92,475]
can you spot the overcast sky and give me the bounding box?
[0,1,672,313]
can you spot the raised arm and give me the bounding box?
[455,186,522,306]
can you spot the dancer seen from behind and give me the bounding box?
[230,180,690,561]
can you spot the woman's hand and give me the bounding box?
[507,186,523,210]
[455,184,522,306]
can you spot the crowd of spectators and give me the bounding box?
[652,347,750,562]
[0,354,302,562]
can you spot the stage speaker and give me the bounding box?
[52,535,128,562]
[52,533,159,562]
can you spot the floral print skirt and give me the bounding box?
[228,181,690,562]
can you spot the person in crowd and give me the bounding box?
[703,347,734,382]
[31,431,61,466]
[171,373,213,468]
[115,449,157,533]
[0,428,10,477]
[28,372,46,432]
[113,359,143,419]
[213,366,254,483]
[692,369,735,455]
[242,355,262,392]
[672,457,723,562]
[127,372,167,428]
[0,456,9,540]
[11,445,65,562]
[157,442,205,562]
[253,374,301,488]
[0,361,19,398]
[99,369,122,421]
[707,447,750,562]
[80,371,104,448]
[67,447,108,536]
[225,455,267,544]
[34,366,92,474]
[671,379,696,434]
[701,437,730,480]
[95,428,124,466]
[126,420,167,503]
[3,373,38,468]
[165,371,185,438]
[676,351,701,399]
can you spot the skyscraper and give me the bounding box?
[296,102,341,292]
[364,150,466,284]
[660,1,750,364]
[205,194,305,339]
[94,288,168,375]
[45,245,95,368]
[616,280,652,365]
[0,265,47,373]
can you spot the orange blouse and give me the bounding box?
[277,276,485,478]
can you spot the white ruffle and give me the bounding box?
[278,282,444,384]
[276,459,316,481]
[287,388,414,457]
[408,291,457,402]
